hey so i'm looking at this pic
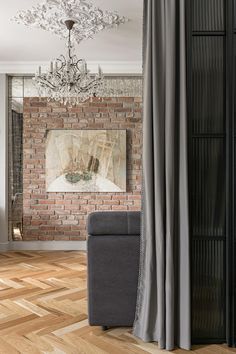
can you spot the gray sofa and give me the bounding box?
[87,211,140,329]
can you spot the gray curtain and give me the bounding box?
[133,0,190,350]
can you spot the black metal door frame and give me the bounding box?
[186,0,233,344]
[226,0,235,347]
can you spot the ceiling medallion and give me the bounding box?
[12,0,128,44]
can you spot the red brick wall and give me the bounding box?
[22,97,142,241]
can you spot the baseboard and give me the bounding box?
[0,242,10,251]
[0,241,87,251]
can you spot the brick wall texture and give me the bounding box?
[23,97,142,241]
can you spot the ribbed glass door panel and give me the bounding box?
[191,137,226,341]
[192,239,225,340]
[189,1,226,342]
[192,37,225,134]
[192,0,225,31]
[190,138,226,237]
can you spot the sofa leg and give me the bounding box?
[102,326,109,331]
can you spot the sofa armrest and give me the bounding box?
[87,211,141,236]
[87,234,140,326]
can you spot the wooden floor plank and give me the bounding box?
[0,251,232,354]
[0,337,20,354]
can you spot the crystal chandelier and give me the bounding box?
[33,19,103,105]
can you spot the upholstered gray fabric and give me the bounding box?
[87,211,141,236]
[133,0,190,351]
[87,212,140,327]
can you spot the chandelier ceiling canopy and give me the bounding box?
[12,0,128,44]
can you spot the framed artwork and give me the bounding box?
[45,129,126,192]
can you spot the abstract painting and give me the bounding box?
[46,130,126,192]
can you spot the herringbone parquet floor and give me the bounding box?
[0,251,235,354]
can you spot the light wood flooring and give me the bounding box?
[0,250,235,354]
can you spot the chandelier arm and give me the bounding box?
[56,57,66,68]
[58,61,67,73]
[58,75,71,87]
[75,59,85,72]
[40,73,69,89]
[58,55,66,62]
[36,77,57,90]
[78,77,103,92]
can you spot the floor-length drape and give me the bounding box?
[133,0,191,350]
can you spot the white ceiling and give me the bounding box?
[0,0,143,73]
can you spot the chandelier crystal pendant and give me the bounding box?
[33,19,103,105]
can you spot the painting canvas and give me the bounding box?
[46,130,126,192]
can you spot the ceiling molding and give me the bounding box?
[0,61,142,75]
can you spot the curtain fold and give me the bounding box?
[133,0,191,350]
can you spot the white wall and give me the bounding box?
[0,74,9,249]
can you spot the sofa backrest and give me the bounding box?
[87,211,141,236]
